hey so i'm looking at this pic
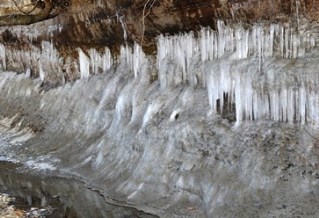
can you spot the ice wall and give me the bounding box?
[156,21,316,87]
[156,21,318,125]
[0,21,318,125]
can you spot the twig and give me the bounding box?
[12,0,38,15]
[140,0,157,44]
[303,126,319,142]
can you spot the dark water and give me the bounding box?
[0,161,157,218]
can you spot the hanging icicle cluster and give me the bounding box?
[0,21,318,125]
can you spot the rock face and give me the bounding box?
[1,0,319,48]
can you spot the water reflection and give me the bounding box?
[0,161,157,218]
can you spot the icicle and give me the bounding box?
[287,88,295,123]
[234,72,243,124]
[87,47,114,75]
[257,26,263,71]
[268,25,275,57]
[132,43,148,79]
[25,68,31,78]
[299,85,306,124]
[78,49,90,79]
[102,47,113,72]
[289,28,293,58]
[200,29,208,62]
[285,28,290,58]
[39,64,45,81]
[0,44,6,70]
[89,49,100,75]
[281,88,288,122]
[133,43,141,78]
[217,21,226,58]
[151,21,316,125]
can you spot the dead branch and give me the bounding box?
[0,0,68,26]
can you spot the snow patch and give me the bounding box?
[25,160,57,171]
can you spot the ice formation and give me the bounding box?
[78,49,90,79]
[156,21,318,125]
[0,21,318,125]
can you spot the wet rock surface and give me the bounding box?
[0,162,157,218]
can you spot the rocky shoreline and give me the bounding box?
[0,193,53,218]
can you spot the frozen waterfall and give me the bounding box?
[156,21,318,125]
[0,21,318,125]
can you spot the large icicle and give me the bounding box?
[0,44,6,70]
[78,49,90,79]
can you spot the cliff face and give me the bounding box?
[1,0,222,49]
[1,0,319,48]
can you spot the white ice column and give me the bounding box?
[78,49,90,79]
[0,44,6,70]
[103,48,113,72]
[298,85,307,124]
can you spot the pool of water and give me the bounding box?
[0,161,157,218]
